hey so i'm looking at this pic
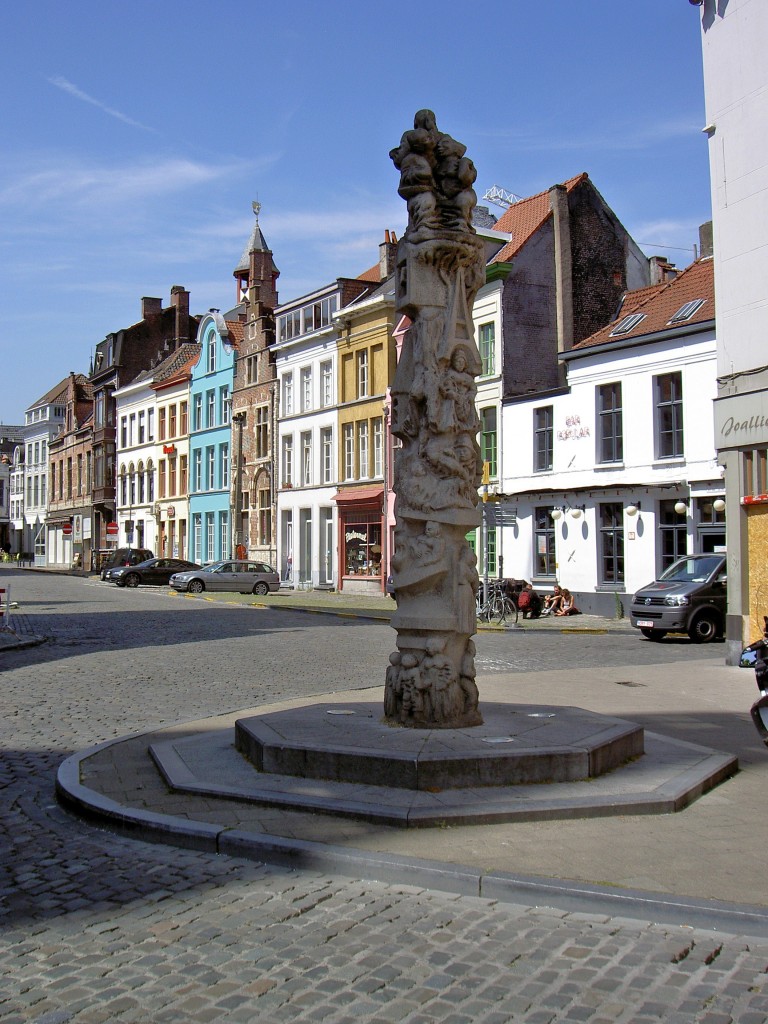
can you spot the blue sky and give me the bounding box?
[1,1,709,425]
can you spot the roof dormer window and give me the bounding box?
[609,312,646,337]
[667,299,705,325]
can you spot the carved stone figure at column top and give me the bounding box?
[390,109,479,242]
[385,111,486,730]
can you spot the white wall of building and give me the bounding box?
[498,328,723,613]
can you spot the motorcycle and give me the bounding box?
[743,616,768,746]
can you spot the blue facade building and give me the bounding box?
[188,312,238,563]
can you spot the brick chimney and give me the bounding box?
[142,297,162,319]
[549,185,573,369]
[169,285,190,344]
[649,257,678,285]
[379,230,398,281]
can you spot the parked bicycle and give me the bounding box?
[476,580,519,626]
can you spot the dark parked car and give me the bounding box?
[99,547,153,580]
[105,557,200,588]
[169,560,280,595]
[630,553,727,643]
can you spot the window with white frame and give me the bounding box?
[206,512,215,561]
[300,367,312,412]
[282,374,293,416]
[193,449,201,492]
[220,511,229,561]
[220,443,229,489]
[207,336,216,373]
[358,421,369,479]
[320,360,333,407]
[207,447,215,490]
[321,427,333,484]
[193,395,202,432]
[343,423,355,480]
[301,431,312,486]
[357,351,369,398]
[207,391,215,428]
[193,514,202,562]
[373,417,383,477]
[221,386,230,425]
[282,435,293,486]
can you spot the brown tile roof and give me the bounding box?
[29,376,71,410]
[151,343,203,385]
[224,320,244,346]
[357,263,381,282]
[490,173,588,264]
[572,257,715,352]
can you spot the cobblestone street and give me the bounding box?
[2,568,768,1023]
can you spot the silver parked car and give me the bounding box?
[169,559,280,596]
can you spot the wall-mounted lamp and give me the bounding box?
[626,501,642,517]
[569,504,585,519]
[713,498,726,513]
[550,507,563,521]
[674,500,688,515]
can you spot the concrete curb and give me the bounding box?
[55,731,768,938]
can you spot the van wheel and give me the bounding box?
[640,628,667,641]
[688,613,720,643]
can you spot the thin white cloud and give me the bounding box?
[477,117,702,153]
[0,155,261,209]
[49,75,158,133]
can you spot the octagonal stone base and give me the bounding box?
[234,701,644,791]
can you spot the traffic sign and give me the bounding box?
[106,522,119,536]
[62,522,73,537]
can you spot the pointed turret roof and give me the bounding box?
[234,200,278,275]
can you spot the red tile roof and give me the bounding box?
[572,257,715,352]
[224,320,244,346]
[490,173,588,264]
[357,263,381,282]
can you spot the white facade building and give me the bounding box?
[274,283,342,587]
[22,382,67,564]
[114,377,159,555]
[497,258,724,615]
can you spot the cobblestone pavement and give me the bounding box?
[2,568,768,1023]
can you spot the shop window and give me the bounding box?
[343,515,382,577]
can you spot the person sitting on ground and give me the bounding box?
[517,581,542,619]
[555,588,580,616]
[541,584,562,616]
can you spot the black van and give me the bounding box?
[99,548,153,581]
[630,553,726,643]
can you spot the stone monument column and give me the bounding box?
[385,110,486,729]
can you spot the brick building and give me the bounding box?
[230,205,280,564]
[90,286,199,551]
[47,373,94,569]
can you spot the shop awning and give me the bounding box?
[332,486,384,505]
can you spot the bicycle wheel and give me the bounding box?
[504,596,519,625]
[490,593,507,624]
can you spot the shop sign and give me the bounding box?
[73,515,82,542]
[557,414,590,441]
[167,506,175,518]
[715,392,768,448]
[163,444,176,454]
[345,529,368,542]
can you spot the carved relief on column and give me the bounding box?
[385,111,486,729]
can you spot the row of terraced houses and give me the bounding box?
[2,175,724,616]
